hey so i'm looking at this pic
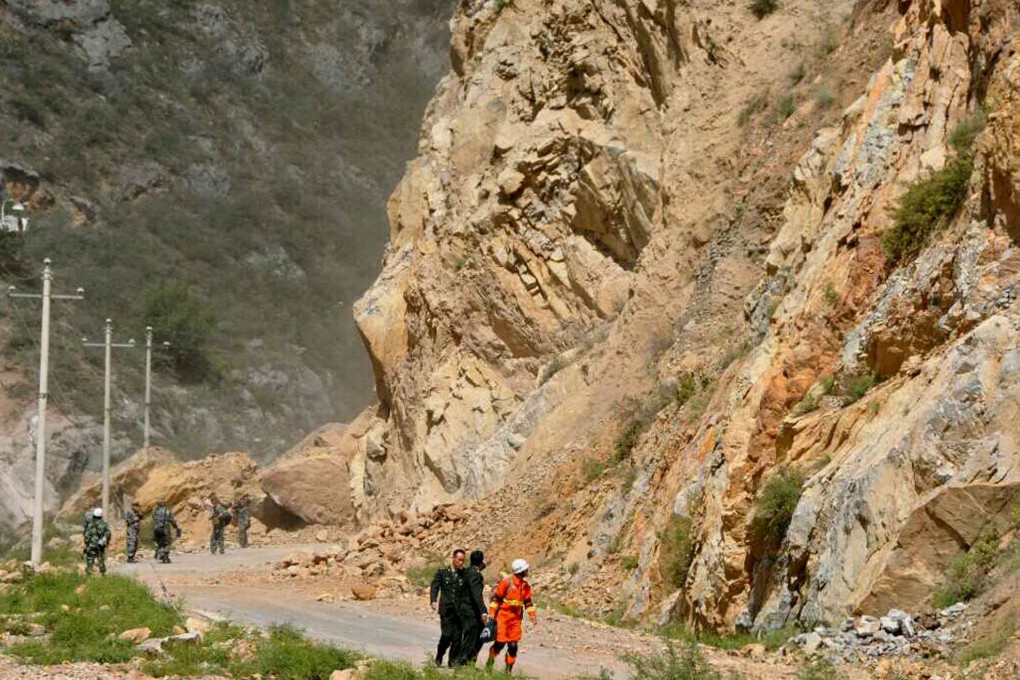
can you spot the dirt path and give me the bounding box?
[118,546,795,679]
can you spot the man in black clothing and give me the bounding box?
[429,548,466,667]
[456,549,489,666]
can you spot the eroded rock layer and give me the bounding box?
[344,0,1020,631]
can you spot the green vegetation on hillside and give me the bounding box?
[0,0,453,456]
[750,468,804,548]
[750,0,780,19]
[658,515,695,589]
[882,111,984,264]
[142,281,217,383]
[882,157,973,263]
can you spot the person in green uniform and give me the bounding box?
[209,494,231,555]
[83,508,111,575]
[430,548,466,667]
[124,500,143,563]
[233,495,251,548]
[456,549,489,666]
[153,498,180,563]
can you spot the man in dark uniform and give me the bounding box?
[429,548,466,667]
[456,549,489,666]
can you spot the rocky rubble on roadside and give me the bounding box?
[266,504,478,599]
[788,604,971,664]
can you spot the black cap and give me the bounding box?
[470,549,486,567]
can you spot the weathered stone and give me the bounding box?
[139,638,166,656]
[167,631,202,646]
[185,617,211,635]
[261,454,355,526]
[880,616,900,635]
[855,616,881,638]
[351,583,377,601]
[119,627,151,644]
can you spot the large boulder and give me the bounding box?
[859,483,1020,614]
[261,454,355,526]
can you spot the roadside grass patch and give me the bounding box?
[625,640,721,679]
[2,524,84,568]
[362,660,532,679]
[659,623,797,652]
[798,658,847,680]
[405,558,444,588]
[144,622,357,679]
[0,572,181,664]
[233,623,357,680]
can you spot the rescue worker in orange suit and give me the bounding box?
[487,558,538,673]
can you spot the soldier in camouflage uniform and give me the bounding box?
[233,495,251,549]
[152,498,180,563]
[82,508,95,533]
[83,508,111,575]
[124,501,143,563]
[209,494,231,555]
[430,548,466,667]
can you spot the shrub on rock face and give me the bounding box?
[750,469,804,548]
[750,0,780,19]
[659,516,695,589]
[882,157,973,263]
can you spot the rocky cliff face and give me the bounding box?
[347,0,1020,631]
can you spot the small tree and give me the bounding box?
[141,281,217,382]
[750,468,804,548]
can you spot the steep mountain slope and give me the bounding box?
[0,0,454,536]
[342,0,1020,634]
[0,0,453,455]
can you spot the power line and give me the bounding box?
[7,298,91,431]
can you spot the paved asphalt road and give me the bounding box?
[118,545,630,679]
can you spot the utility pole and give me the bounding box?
[82,320,136,518]
[7,258,84,567]
[143,327,170,451]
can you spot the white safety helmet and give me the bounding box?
[511,558,529,575]
[93,508,103,518]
